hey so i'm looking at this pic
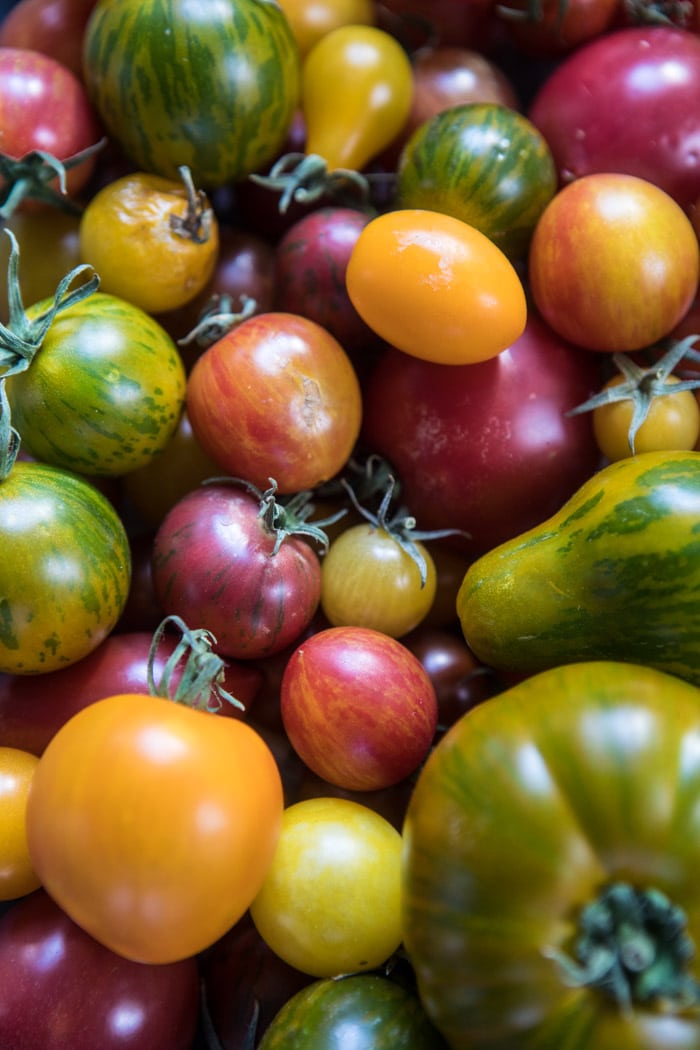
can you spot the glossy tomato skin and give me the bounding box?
[152,483,323,660]
[186,312,363,494]
[528,26,700,211]
[0,461,131,674]
[529,173,700,353]
[0,747,40,900]
[0,629,262,756]
[361,312,602,555]
[0,889,200,1049]
[26,693,284,964]
[280,626,438,791]
[402,661,700,1048]
[0,210,81,324]
[0,0,98,82]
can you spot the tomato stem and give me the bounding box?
[169,165,213,245]
[147,615,245,713]
[249,152,373,214]
[0,138,106,224]
[548,882,700,1011]
[177,292,258,350]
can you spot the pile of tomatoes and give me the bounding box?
[1,0,700,1046]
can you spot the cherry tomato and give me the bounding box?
[250,796,403,977]
[0,210,81,324]
[0,0,98,82]
[593,373,700,461]
[25,692,284,964]
[278,0,376,58]
[529,173,700,353]
[496,0,620,56]
[345,208,528,365]
[0,747,40,900]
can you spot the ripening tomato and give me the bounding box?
[529,173,700,353]
[345,208,527,365]
[25,693,284,964]
[278,0,376,58]
[0,747,41,900]
[250,797,403,977]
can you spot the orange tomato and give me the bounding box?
[278,0,376,58]
[0,747,41,900]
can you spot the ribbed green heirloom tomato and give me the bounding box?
[345,209,527,365]
[26,692,284,964]
[403,660,700,1049]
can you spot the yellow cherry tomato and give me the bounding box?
[302,24,413,171]
[278,0,376,57]
[346,208,528,364]
[79,169,219,314]
[594,373,700,462]
[0,747,41,901]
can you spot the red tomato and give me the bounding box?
[186,312,363,494]
[280,625,438,791]
[0,0,98,82]
[495,0,620,56]
[528,173,700,353]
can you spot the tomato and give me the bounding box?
[78,169,220,314]
[7,290,187,476]
[592,373,700,460]
[0,747,40,900]
[377,0,495,49]
[0,889,200,1049]
[496,0,621,56]
[301,25,413,172]
[82,0,300,188]
[0,461,131,674]
[361,312,602,555]
[250,796,403,977]
[345,208,528,365]
[0,210,81,324]
[528,26,700,211]
[0,45,100,211]
[151,481,325,660]
[0,0,98,82]
[529,173,700,353]
[26,691,283,964]
[280,625,438,791]
[403,661,700,1048]
[186,312,362,494]
[278,0,376,58]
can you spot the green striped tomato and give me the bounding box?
[396,102,557,259]
[82,0,301,188]
[0,461,131,674]
[7,292,186,477]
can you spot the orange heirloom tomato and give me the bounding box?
[302,24,413,171]
[25,693,284,965]
[593,373,700,462]
[79,169,219,315]
[345,208,528,365]
[0,746,41,901]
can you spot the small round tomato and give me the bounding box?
[250,796,403,977]
[593,373,700,461]
[529,173,700,353]
[0,747,41,900]
[25,692,284,964]
[278,0,376,58]
[0,210,81,324]
[345,208,527,365]
[79,169,220,314]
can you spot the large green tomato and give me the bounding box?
[403,661,700,1049]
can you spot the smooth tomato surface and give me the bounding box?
[0,747,40,900]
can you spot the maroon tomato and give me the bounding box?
[528,26,700,210]
[0,0,98,82]
[495,0,620,56]
[186,312,363,494]
[0,629,262,756]
[377,0,495,48]
[0,890,200,1050]
[360,312,603,555]
[280,625,438,791]
[151,482,324,660]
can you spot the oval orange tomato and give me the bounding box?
[0,746,41,900]
[345,208,528,365]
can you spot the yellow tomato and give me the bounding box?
[79,170,219,314]
[0,747,41,901]
[594,373,700,461]
[279,0,376,57]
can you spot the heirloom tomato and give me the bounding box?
[591,373,700,461]
[0,461,131,674]
[78,169,220,314]
[186,312,362,494]
[0,210,80,324]
[495,0,620,56]
[278,0,376,58]
[403,661,700,1049]
[26,692,284,964]
[280,625,438,791]
[0,746,40,900]
[346,208,527,365]
[82,0,300,187]
[529,173,700,353]
[250,796,403,977]
[0,0,98,82]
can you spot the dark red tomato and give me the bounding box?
[0,629,262,756]
[0,889,200,1050]
[528,26,700,210]
[151,483,324,660]
[495,0,620,56]
[377,0,495,48]
[0,0,98,82]
[0,46,101,204]
[361,311,603,556]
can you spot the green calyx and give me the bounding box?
[147,615,245,714]
[249,152,372,214]
[177,293,258,351]
[567,335,700,454]
[169,165,213,245]
[0,229,99,480]
[549,882,700,1012]
[0,138,106,224]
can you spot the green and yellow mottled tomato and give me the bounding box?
[403,660,700,1049]
[83,0,301,187]
[0,461,131,674]
[7,292,186,477]
[396,102,557,259]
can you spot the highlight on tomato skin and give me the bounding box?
[345,208,528,365]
